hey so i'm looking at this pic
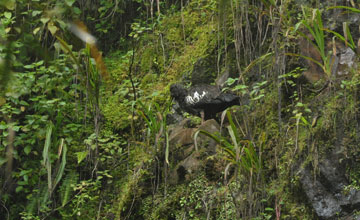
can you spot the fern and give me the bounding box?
[24,193,38,215]
[60,171,78,207]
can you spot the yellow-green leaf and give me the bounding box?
[40,17,50,24]
[32,10,42,17]
[48,23,58,35]
[65,0,76,6]
[4,11,12,19]
[33,27,41,35]
[0,97,5,106]
[14,27,21,33]
[75,151,88,164]
[2,0,15,10]
[24,146,31,155]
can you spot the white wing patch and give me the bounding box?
[185,91,207,105]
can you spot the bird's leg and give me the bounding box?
[201,110,205,123]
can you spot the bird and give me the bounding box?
[170,83,240,122]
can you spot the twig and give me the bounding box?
[96,199,103,220]
[0,200,9,220]
[129,40,137,102]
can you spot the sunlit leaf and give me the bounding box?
[40,17,50,24]
[24,64,34,69]
[33,27,41,35]
[75,151,88,164]
[2,0,15,10]
[4,12,12,19]
[48,23,58,35]
[24,146,31,155]
[65,0,76,6]
[15,186,23,193]
[32,10,42,17]
[13,126,20,132]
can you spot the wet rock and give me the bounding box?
[299,151,360,219]
[191,57,217,85]
[167,102,185,125]
[195,119,221,154]
[169,151,202,184]
[168,119,222,185]
[337,48,357,76]
[300,165,342,218]
[168,119,196,163]
[169,126,194,147]
[180,151,202,177]
[215,66,230,88]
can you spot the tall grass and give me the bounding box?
[196,111,262,177]
[290,9,333,78]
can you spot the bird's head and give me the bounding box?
[170,84,187,101]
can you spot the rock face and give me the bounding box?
[190,57,217,85]
[299,144,360,219]
[297,6,360,217]
[168,119,221,185]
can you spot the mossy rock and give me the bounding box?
[102,94,132,130]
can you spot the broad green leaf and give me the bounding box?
[0,157,7,166]
[65,0,76,6]
[33,27,41,35]
[15,186,23,193]
[35,60,44,66]
[24,146,31,155]
[4,12,12,19]
[73,7,81,15]
[75,151,88,164]
[300,116,310,126]
[32,10,42,17]
[2,0,15,10]
[40,17,50,24]
[24,64,34,69]
[233,84,248,91]
[226,77,237,86]
[48,23,58,35]
[57,19,67,29]
[20,100,29,106]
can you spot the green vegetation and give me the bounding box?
[1,0,360,219]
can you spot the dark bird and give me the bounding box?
[170,84,240,122]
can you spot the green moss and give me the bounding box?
[102,92,132,130]
[140,185,186,220]
[140,74,158,87]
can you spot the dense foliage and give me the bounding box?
[1,0,360,219]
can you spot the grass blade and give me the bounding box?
[55,140,67,187]
[327,6,360,13]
